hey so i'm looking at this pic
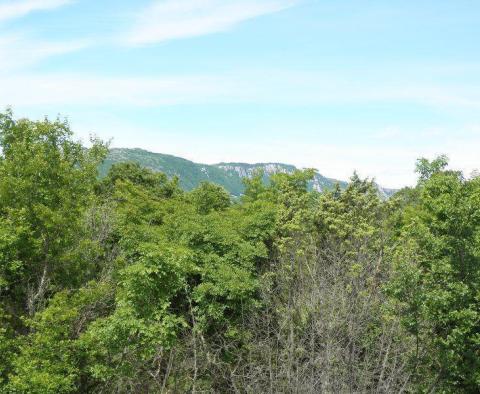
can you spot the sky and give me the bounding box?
[1,0,479,188]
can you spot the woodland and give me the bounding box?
[1,110,479,393]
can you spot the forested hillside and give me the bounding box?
[1,111,480,393]
[99,148,396,198]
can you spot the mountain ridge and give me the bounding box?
[99,148,396,198]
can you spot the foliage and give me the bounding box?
[0,110,479,393]
[388,163,480,392]
[0,110,108,318]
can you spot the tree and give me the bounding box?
[98,161,179,198]
[415,154,449,182]
[389,157,480,392]
[188,181,231,214]
[0,109,107,319]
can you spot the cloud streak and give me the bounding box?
[2,71,480,110]
[0,74,233,107]
[0,0,72,22]
[0,34,90,72]
[126,0,298,45]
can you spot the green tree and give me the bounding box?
[98,161,179,198]
[0,110,107,316]
[389,156,480,392]
[415,154,449,182]
[188,181,231,214]
[0,110,107,388]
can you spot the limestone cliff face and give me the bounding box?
[216,163,290,178]
[214,162,346,193]
[99,148,396,197]
[375,184,398,200]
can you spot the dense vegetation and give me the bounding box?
[1,110,479,393]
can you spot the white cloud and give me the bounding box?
[232,70,480,109]
[0,73,234,107]
[0,34,89,72]
[2,70,480,111]
[0,0,72,22]
[126,0,298,45]
[0,1,82,71]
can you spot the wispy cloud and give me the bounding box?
[0,34,90,72]
[125,0,298,45]
[0,74,233,107]
[0,0,72,22]
[2,70,480,110]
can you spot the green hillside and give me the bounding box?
[99,148,352,196]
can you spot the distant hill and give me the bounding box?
[99,148,396,198]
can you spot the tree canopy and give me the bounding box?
[1,110,479,393]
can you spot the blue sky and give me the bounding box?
[1,0,479,187]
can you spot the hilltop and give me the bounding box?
[99,148,396,198]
